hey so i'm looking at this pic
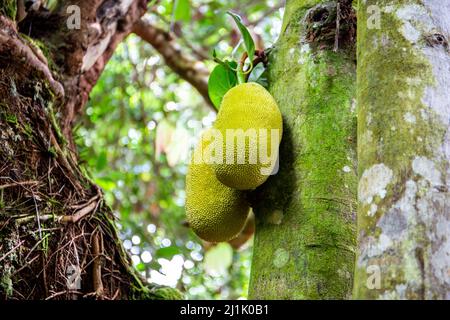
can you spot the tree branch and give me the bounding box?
[248,3,284,26]
[12,0,152,149]
[132,19,215,112]
[61,0,149,146]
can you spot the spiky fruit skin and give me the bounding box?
[213,82,283,190]
[185,131,250,242]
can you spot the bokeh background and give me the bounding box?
[75,0,283,299]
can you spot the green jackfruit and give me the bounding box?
[213,82,283,190]
[185,131,250,242]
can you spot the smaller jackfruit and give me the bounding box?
[213,82,283,190]
[185,130,250,242]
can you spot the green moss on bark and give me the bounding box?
[249,0,357,299]
[0,0,17,20]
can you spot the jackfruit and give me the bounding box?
[185,130,250,242]
[212,82,283,190]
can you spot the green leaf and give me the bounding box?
[227,11,255,62]
[248,63,268,88]
[156,246,181,259]
[96,150,108,171]
[136,262,146,271]
[94,177,116,191]
[147,0,158,8]
[208,62,238,109]
[173,0,191,22]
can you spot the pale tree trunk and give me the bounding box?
[0,0,181,300]
[354,0,450,299]
[249,0,357,299]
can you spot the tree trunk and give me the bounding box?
[354,0,450,299]
[0,0,180,300]
[248,0,357,299]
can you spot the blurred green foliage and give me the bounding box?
[76,0,283,299]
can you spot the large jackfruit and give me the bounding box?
[185,131,250,242]
[213,82,283,190]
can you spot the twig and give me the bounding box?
[334,2,341,52]
[42,254,49,296]
[12,254,40,276]
[48,132,84,195]
[92,231,104,299]
[70,193,100,210]
[24,233,50,261]
[132,19,214,112]
[0,217,12,231]
[45,290,82,300]
[111,288,120,300]
[0,180,38,190]
[0,240,25,263]
[39,233,91,275]
[32,192,42,240]
[15,214,58,224]
[12,201,99,225]
[61,197,99,224]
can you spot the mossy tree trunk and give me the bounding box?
[0,0,179,300]
[354,0,450,299]
[249,0,357,299]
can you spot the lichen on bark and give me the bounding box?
[354,0,450,299]
[249,0,357,299]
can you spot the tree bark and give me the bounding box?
[132,19,214,111]
[248,0,357,299]
[0,0,180,299]
[354,0,450,299]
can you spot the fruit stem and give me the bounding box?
[240,50,269,83]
